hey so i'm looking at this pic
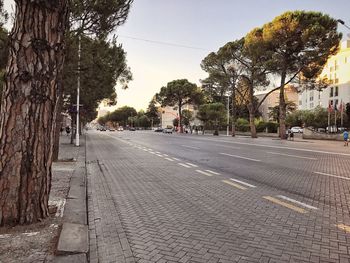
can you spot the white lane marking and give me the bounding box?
[205,170,220,175]
[186,162,198,167]
[178,163,191,168]
[148,148,153,151]
[181,145,200,150]
[314,171,350,181]
[212,144,241,150]
[156,154,163,157]
[142,149,148,152]
[267,151,317,160]
[219,153,261,162]
[229,178,256,188]
[163,154,169,157]
[276,195,318,210]
[196,170,213,176]
[164,157,174,162]
[149,151,156,154]
[172,157,181,161]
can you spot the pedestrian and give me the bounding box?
[65,126,71,136]
[289,130,294,141]
[343,129,349,147]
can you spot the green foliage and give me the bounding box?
[235,118,250,132]
[156,79,202,131]
[286,106,329,128]
[268,101,297,122]
[63,34,132,123]
[181,109,194,126]
[70,0,133,37]
[197,103,226,130]
[145,99,160,126]
[265,122,279,133]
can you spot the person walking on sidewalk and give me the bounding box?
[343,129,349,146]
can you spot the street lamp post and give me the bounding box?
[76,35,81,147]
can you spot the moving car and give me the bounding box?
[291,126,303,133]
[154,127,163,132]
[163,128,173,134]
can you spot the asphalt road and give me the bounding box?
[87,130,350,263]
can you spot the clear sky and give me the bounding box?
[3,0,350,111]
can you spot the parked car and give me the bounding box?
[291,126,303,133]
[154,127,163,132]
[117,127,124,131]
[109,128,115,132]
[163,128,173,134]
[100,126,107,131]
[129,127,136,131]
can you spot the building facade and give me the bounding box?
[298,40,350,110]
[256,85,299,121]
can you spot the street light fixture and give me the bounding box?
[337,19,350,39]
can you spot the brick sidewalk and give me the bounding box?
[86,132,350,263]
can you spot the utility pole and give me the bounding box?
[76,34,81,147]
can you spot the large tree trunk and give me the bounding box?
[178,104,183,133]
[231,87,236,137]
[247,103,257,138]
[279,71,287,139]
[0,0,68,226]
[247,83,257,138]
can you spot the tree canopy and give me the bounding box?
[245,11,342,138]
[63,35,132,123]
[156,79,202,132]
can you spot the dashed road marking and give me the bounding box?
[220,153,261,162]
[149,151,156,154]
[178,163,191,168]
[186,162,198,167]
[222,180,247,190]
[267,151,317,160]
[205,170,220,175]
[172,157,181,161]
[263,196,307,214]
[164,158,174,162]
[163,154,169,157]
[314,171,350,181]
[337,224,350,233]
[181,145,200,150]
[276,195,318,210]
[196,170,213,176]
[156,154,163,157]
[229,178,256,188]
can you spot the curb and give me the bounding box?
[54,137,88,263]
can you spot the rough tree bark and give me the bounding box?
[279,71,287,139]
[0,0,69,226]
[231,86,236,137]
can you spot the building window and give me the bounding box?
[310,103,314,108]
[335,99,338,109]
[335,86,339,97]
[309,91,314,101]
[330,87,334,97]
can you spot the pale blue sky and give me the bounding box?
[4,0,350,111]
[114,0,350,111]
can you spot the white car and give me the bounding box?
[117,127,124,131]
[291,126,303,133]
[163,128,173,134]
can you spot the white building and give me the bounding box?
[160,105,201,128]
[298,40,350,110]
